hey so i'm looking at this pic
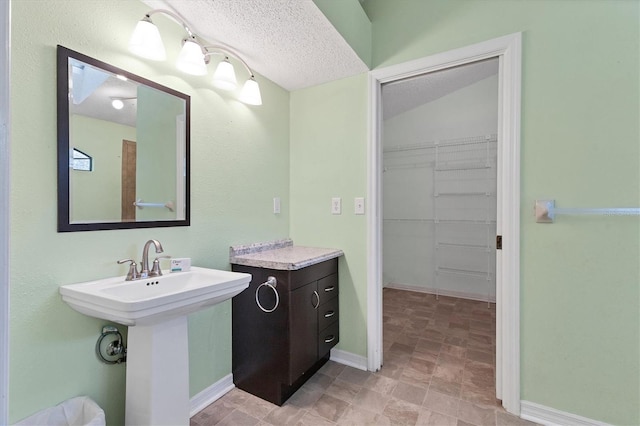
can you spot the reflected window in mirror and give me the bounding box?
[72,148,93,171]
[57,46,190,232]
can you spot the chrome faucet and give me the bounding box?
[141,239,164,277]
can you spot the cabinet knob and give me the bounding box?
[324,286,335,292]
[324,310,335,318]
[324,335,336,343]
[312,291,320,309]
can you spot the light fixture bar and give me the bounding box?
[204,45,262,105]
[144,9,196,39]
[129,9,262,105]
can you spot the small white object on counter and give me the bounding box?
[171,258,191,272]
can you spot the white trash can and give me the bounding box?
[15,397,105,426]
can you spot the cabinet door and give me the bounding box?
[289,281,318,384]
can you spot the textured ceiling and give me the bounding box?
[382,58,499,120]
[141,0,369,91]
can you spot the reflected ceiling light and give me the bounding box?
[111,97,137,110]
[212,57,237,91]
[129,9,263,105]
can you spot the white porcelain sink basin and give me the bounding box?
[60,267,251,326]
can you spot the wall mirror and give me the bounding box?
[57,46,190,231]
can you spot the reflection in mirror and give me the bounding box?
[57,46,190,231]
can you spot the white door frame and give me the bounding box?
[366,33,522,415]
[1,0,10,424]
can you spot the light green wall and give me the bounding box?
[10,1,640,425]
[312,0,372,67]
[359,1,638,424]
[290,73,369,358]
[10,1,289,424]
[70,115,135,222]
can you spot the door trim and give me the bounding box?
[0,0,11,423]
[366,32,522,415]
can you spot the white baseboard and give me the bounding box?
[190,374,235,417]
[385,282,496,303]
[330,348,368,371]
[520,401,611,426]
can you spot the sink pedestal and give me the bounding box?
[126,316,190,425]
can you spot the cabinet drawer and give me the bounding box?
[318,297,339,331]
[318,274,338,304]
[318,321,339,357]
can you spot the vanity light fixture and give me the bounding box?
[129,9,262,106]
[211,57,237,91]
[175,38,208,76]
[129,15,166,61]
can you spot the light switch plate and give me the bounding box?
[331,197,341,215]
[273,197,281,214]
[355,197,365,215]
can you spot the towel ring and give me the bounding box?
[255,276,279,313]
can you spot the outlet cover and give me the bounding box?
[331,197,341,215]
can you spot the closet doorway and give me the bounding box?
[381,56,499,407]
[382,58,499,303]
[367,33,522,415]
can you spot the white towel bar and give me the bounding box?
[535,199,640,223]
[133,199,174,212]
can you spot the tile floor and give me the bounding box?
[191,288,536,426]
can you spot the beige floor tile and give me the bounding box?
[216,409,261,426]
[310,394,349,422]
[382,398,421,425]
[191,290,512,426]
[352,388,391,414]
[423,410,457,426]
[423,390,459,417]
[339,405,387,425]
[496,410,540,426]
[287,387,325,409]
[392,382,428,406]
[325,378,362,403]
[337,366,372,386]
[263,404,307,426]
[363,373,398,394]
[295,410,337,426]
[319,361,347,378]
[457,400,497,426]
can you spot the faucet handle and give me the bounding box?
[117,259,140,281]
[150,255,171,277]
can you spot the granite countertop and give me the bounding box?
[229,238,343,271]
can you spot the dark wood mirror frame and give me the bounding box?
[57,46,190,232]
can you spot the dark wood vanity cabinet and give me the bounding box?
[231,259,339,405]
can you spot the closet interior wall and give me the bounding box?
[382,62,499,303]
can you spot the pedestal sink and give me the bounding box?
[60,267,251,425]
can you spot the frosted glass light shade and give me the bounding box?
[212,59,237,91]
[176,40,207,76]
[129,18,166,61]
[239,77,262,106]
